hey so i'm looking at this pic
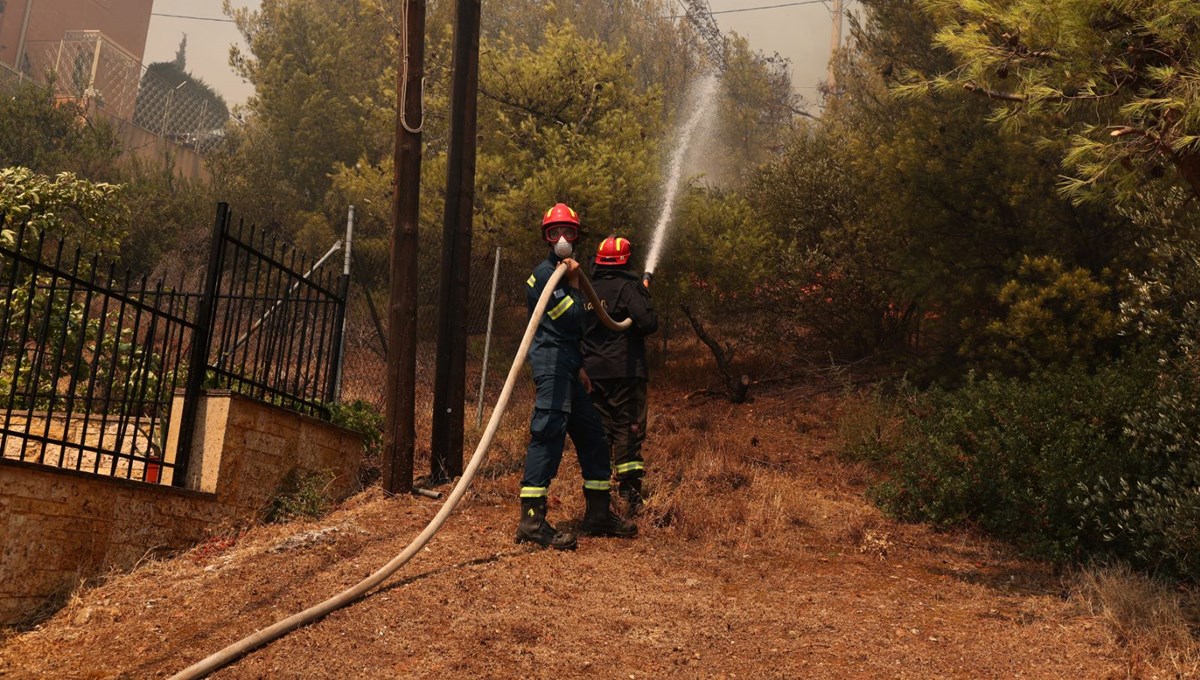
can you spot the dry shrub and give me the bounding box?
[833,386,906,464]
[1070,564,1200,674]
[643,428,812,549]
[644,430,747,541]
[653,410,681,435]
[737,471,815,540]
[827,500,889,546]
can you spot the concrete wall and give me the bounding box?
[106,111,211,183]
[0,391,363,626]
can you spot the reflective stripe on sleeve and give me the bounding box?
[546,295,574,320]
[527,275,536,287]
[615,461,644,474]
[583,479,611,491]
[520,486,548,498]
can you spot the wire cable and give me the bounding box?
[711,0,829,14]
[663,0,834,19]
[151,13,236,23]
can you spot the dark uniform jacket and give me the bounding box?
[583,266,658,380]
[526,253,586,379]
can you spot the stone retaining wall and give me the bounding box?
[0,391,363,625]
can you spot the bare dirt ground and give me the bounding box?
[0,384,1147,679]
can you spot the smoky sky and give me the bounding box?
[144,0,842,108]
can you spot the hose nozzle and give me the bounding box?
[642,271,653,289]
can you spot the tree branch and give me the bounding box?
[477,85,570,127]
[576,82,603,129]
[680,304,750,404]
[962,82,1027,102]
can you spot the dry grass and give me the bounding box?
[635,386,883,559]
[5,338,1193,677]
[1070,564,1200,676]
[0,382,1139,678]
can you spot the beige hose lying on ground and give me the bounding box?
[170,262,630,680]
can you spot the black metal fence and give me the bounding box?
[0,220,197,484]
[202,203,348,417]
[0,203,348,486]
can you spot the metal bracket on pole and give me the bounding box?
[476,246,501,428]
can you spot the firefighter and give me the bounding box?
[516,203,638,550]
[583,236,658,515]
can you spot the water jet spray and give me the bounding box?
[643,74,721,283]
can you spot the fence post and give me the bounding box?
[332,205,354,401]
[173,202,228,487]
[86,34,101,100]
[16,0,34,78]
[475,246,501,428]
[326,273,351,404]
[53,39,64,85]
[196,99,208,141]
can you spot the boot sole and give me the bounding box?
[515,535,578,551]
[577,529,638,539]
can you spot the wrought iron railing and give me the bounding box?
[0,222,197,484]
[0,203,349,486]
[203,204,350,419]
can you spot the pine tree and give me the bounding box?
[902,0,1200,202]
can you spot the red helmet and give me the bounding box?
[595,235,632,266]
[541,202,580,242]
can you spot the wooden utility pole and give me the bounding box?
[383,0,427,494]
[430,0,482,484]
[827,0,844,90]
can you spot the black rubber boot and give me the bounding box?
[579,488,638,538]
[618,478,644,517]
[515,497,577,550]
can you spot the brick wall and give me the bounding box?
[0,391,363,626]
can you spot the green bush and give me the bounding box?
[965,256,1122,374]
[329,399,384,485]
[329,400,383,456]
[264,468,335,523]
[848,360,1188,565]
[1074,357,1200,579]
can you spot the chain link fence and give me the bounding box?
[21,32,226,153]
[0,62,20,89]
[338,246,545,429]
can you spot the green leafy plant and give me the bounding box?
[967,255,1122,373]
[329,399,383,458]
[850,362,1156,562]
[1,167,126,255]
[264,467,336,523]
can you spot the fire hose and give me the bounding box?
[170,262,631,679]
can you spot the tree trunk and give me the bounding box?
[1174,151,1200,201]
[680,304,751,404]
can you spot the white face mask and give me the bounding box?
[554,235,574,259]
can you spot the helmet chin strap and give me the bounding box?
[554,235,574,259]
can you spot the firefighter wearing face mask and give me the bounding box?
[583,236,658,515]
[515,203,638,550]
